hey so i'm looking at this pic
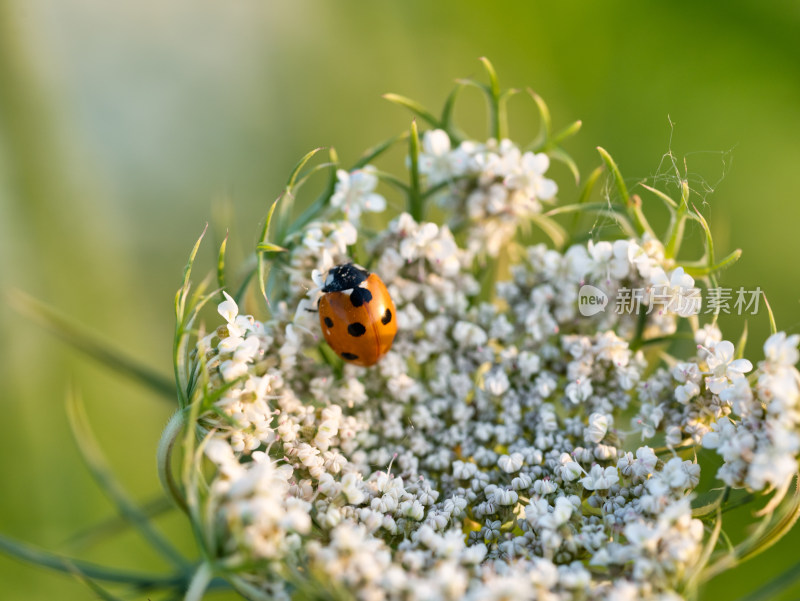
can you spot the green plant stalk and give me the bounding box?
[732,558,800,601]
[8,290,174,400]
[703,475,800,580]
[62,496,175,551]
[185,562,214,601]
[66,387,188,569]
[0,533,186,590]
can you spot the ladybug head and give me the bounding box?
[322,263,370,293]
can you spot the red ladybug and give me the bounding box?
[318,263,397,367]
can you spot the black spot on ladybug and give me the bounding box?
[381,308,392,325]
[341,352,359,361]
[324,316,334,328]
[348,322,366,337]
[350,287,373,307]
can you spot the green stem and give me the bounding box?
[185,562,214,601]
[8,290,175,400]
[732,559,800,601]
[67,389,188,569]
[158,410,189,513]
[0,533,185,590]
[61,496,175,551]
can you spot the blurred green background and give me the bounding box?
[1,1,799,599]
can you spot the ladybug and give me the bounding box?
[318,263,397,367]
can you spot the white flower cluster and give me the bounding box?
[418,129,558,257]
[185,197,800,601]
[703,332,800,492]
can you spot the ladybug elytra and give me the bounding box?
[318,263,397,367]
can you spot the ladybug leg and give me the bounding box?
[305,295,321,312]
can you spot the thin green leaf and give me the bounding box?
[352,133,407,170]
[174,280,216,410]
[262,193,282,248]
[286,147,326,191]
[683,249,742,277]
[546,202,637,239]
[382,93,439,128]
[255,242,288,253]
[630,305,649,350]
[257,196,282,310]
[551,119,582,146]
[530,214,568,249]
[550,147,580,186]
[640,183,678,209]
[544,201,632,219]
[276,147,326,242]
[289,147,340,236]
[633,332,697,349]
[8,289,175,400]
[579,167,604,207]
[763,291,778,335]
[373,169,412,194]
[288,161,337,193]
[440,81,466,141]
[66,386,188,569]
[664,179,690,260]
[174,225,208,408]
[691,205,715,267]
[691,487,728,518]
[422,174,471,200]
[736,321,749,360]
[596,147,630,205]
[198,373,250,414]
[571,166,604,233]
[216,234,228,298]
[527,89,552,150]
[408,120,423,221]
[66,565,126,601]
[479,57,502,139]
[497,87,518,141]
